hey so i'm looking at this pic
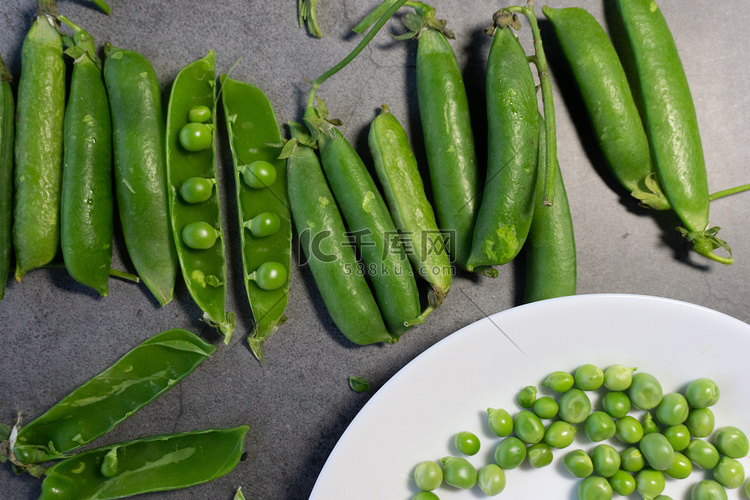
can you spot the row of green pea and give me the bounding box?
[410,364,750,499]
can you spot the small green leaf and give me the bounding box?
[234,487,247,500]
[349,376,371,393]
[64,46,86,60]
[278,139,298,160]
[403,12,427,33]
[316,97,330,119]
[60,34,75,49]
[326,118,343,127]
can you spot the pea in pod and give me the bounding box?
[104,43,178,304]
[13,0,66,280]
[59,16,114,297]
[11,329,215,465]
[221,75,291,360]
[166,51,235,340]
[38,426,249,499]
[0,54,14,299]
[368,103,451,306]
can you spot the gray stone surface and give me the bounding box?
[1,1,749,499]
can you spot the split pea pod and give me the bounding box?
[59,17,114,297]
[0,54,13,299]
[166,51,235,341]
[221,75,291,361]
[368,104,451,306]
[104,43,178,304]
[466,22,538,272]
[38,426,249,499]
[12,329,215,465]
[13,0,65,280]
[614,0,730,264]
[286,122,394,345]
[543,6,668,211]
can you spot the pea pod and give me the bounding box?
[13,0,65,280]
[38,426,249,499]
[103,43,178,305]
[286,122,394,345]
[614,0,730,264]
[12,329,215,464]
[542,6,669,211]
[166,51,235,341]
[221,75,291,360]
[0,54,14,300]
[59,16,114,297]
[368,103,451,306]
[466,23,538,272]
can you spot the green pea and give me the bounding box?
[654,496,674,500]
[188,105,212,123]
[182,221,219,250]
[713,426,749,459]
[242,160,277,189]
[602,391,631,418]
[244,212,281,238]
[477,464,506,496]
[487,408,513,437]
[628,372,663,410]
[713,457,744,489]
[527,442,553,468]
[517,385,537,408]
[577,475,613,500]
[248,262,288,291]
[494,436,526,469]
[744,478,750,498]
[636,469,665,500]
[685,378,720,409]
[640,432,675,470]
[620,446,645,472]
[179,122,213,152]
[575,364,604,391]
[609,470,636,496]
[686,439,720,470]
[643,412,660,435]
[514,410,545,444]
[542,371,574,393]
[412,492,439,500]
[558,388,592,424]
[686,408,715,438]
[665,451,692,479]
[440,456,477,489]
[453,431,480,456]
[592,444,621,478]
[532,396,558,419]
[691,480,728,500]
[663,424,691,451]
[615,415,644,444]
[100,447,118,478]
[564,449,593,478]
[585,411,616,442]
[413,460,442,491]
[180,177,215,204]
[656,392,689,426]
[543,421,576,449]
[603,364,635,391]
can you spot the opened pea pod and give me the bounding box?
[166,50,235,341]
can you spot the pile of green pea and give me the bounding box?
[411,364,750,499]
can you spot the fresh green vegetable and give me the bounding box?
[636,469,666,500]
[543,421,576,449]
[609,470,636,496]
[453,431,479,456]
[574,364,604,391]
[412,492,439,500]
[620,446,645,473]
[493,436,525,469]
[686,408,715,438]
[487,408,513,437]
[517,385,537,408]
[558,388,591,424]
[188,105,211,123]
[663,424,691,451]
[603,364,635,391]
[578,475,613,500]
[628,372,663,410]
[413,460,442,491]
[178,122,212,152]
[532,397,558,420]
[685,378,720,408]
[440,456,476,489]
[514,410,545,444]
[584,411,616,442]
[665,451,692,479]
[602,391,631,418]
[542,371,574,393]
[655,392,689,426]
[563,449,593,478]
[713,457,744,489]
[348,376,370,393]
[639,433,675,470]
[477,463,505,496]
[691,480,728,500]
[242,160,277,189]
[686,439,720,469]
[592,444,620,478]
[713,426,749,459]
[0,54,14,300]
[527,442,553,468]
[642,412,659,435]
[615,415,644,444]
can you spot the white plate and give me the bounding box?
[309,294,750,500]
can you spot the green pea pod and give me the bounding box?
[221,75,291,361]
[103,43,178,305]
[524,116,576,303]
[614,0,730,264]
[466,24,538,272]
[0,54,13,300]
[38,426,249,499]
[166,51,235,341]
[286,122,394,345]
[368,104,451,306]
[543,7,668,211]
[13,1,65,280]
[12,329,215,464]
[59,17,114,297]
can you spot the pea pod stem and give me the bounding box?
[709,183,750,202]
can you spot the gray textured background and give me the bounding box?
[1,1,748,499]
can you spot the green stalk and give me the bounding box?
[709,183,750,202]
[89,0,111,15]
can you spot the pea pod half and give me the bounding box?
[38,426,249,500]
[13,0,66,280]
[221,75,291,361]
[12,329,215,464]
[166,51,235,341]
[0,54,14,299]
[104,43,178,305]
